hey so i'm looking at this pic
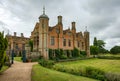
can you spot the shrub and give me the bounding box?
[54,49,68,60]
[53,65,106,81]
[85,66,105,80]
[105,72,120,81]
[0,51,7,70]
[66,50,71,58]
[0,32,8,70]
[49,49,54,60]
[31,58,39,62]
[4,54,11,67]
[97,55,120,60]
[60,49,64,55]
[72,48,80,57]
[38,59,55,68]
[80,51,86,56]
[59,55,67,59]
[55,49,60,58]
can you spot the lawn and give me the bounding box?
[0,65,8,73]
[14,57,22,62]
[98,53,120,57]
[55,58,120,73]
[31,64,98,81]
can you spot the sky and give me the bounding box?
[0,0,120,50]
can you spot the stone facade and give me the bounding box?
[6,32,29,56]
[31,8,90,59]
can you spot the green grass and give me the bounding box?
[0,65,8,73]
[98,53,120,57]
[32,64,98,81]
[14,57,22,62]
[55,58,120,73]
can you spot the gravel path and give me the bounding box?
[0,61,37,81]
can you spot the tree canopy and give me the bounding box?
[97,40,106,48]
[93,37,97,46]
[110,46,120,54]
[91,37,108,54]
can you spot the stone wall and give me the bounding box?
[26,52,40,60]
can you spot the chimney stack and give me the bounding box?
[14,32,16,36]
[58,15,62,24]
[72,22,76,30]
[21,33,24,37]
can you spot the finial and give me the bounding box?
[85,26,87,31]
[43,6,45,14]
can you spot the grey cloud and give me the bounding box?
[88,15,117,33]
[105,38,120,50]
[0,21,6,25]
[0,0,120,50]
[83,0,120,14]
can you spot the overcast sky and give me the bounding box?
[0,0,120,50]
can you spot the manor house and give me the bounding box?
[31,8,90,59]
[6,32,29,56]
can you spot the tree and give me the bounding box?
[29,40,33,52]
[97,40,106,48]
[110,46,120,54]
[97,40,106,53]
[99,47,109,53]
[93,37,107,54]
[93,37,97,46]
[0,32,8,70]
[90,46,99,55]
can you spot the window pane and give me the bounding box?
[68,39,71,47]
[51,36,55,45]
[63,39,66,46]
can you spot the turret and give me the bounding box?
[71,22,76,48]
[38,6,49,59]
[84,26,90,56]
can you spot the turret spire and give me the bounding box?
[43,6,45,15]
[39,6,49,19]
